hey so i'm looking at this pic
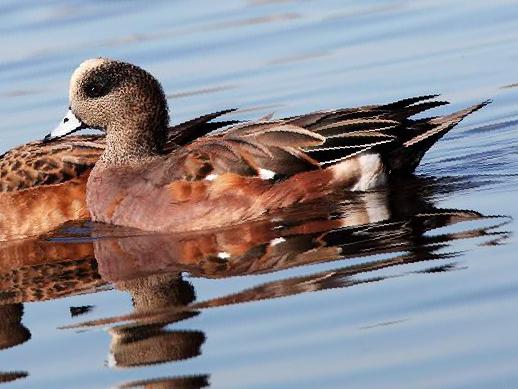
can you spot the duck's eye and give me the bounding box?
[83,73,114,98]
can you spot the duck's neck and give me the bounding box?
[99,123,166,168]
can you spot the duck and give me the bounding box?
[43,58,487,233]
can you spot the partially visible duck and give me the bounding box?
[44,58,488,233]
[0,135,102,241]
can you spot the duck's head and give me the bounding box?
[45,58,169,159]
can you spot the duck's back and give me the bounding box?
[0,135,104,192]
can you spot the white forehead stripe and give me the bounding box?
[70,58,107,99]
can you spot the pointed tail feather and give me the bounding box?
[387,100,490,174]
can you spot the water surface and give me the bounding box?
[1,1,518,388]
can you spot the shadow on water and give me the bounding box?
[0,175,511,387]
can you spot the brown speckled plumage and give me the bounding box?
[0,135,103,192]
[0,257,103,305]
[0,173,91,241]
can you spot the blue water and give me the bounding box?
[1,1,518,388]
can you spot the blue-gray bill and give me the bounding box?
[43,108,88,142]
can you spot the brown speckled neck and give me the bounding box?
[98,120,166,167]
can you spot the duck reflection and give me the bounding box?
[108,273,204,368]
[0,304,29,386]
[0,176,510,387]
[0,370,28,386]
[0,304,30,351]
[93,179,506,283]
[118,374,210,389]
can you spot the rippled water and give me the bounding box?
[1,1,518,388]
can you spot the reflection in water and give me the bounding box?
[0,255,103,305]
[118,375,210,389]
[0,371,28,386]
[109,274,204,368]
[0,304,30,351]
[0,304,29,386]
[0,177,510,386]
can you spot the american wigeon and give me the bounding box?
[44,58,488,233]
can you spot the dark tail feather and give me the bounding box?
[387,100,490,174]
[380,94,440,110]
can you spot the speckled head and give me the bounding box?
[45,58,170,162]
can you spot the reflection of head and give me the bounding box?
[118,374,210,389]
[109,273,203,368]
[109,327,205,368]
[0,304,30,350]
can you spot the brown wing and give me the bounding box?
[160,122,326,182]
[159,95,483,181]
